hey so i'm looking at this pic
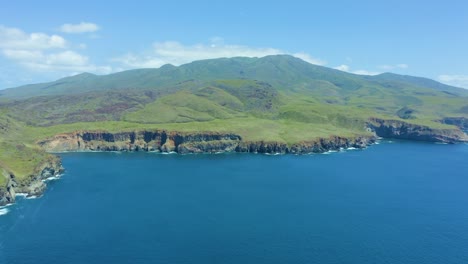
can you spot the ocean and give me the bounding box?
[1,141,468,263]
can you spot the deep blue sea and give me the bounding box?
[1,141,468,264]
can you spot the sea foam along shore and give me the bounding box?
[0,204,11,216]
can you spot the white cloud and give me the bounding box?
[352,69,381,75]
[0,25,111,76]
[339,63,407,74]
[378,63,409,70]
[0,25,66,50]
[3,49,111,73]
[29,52,108,73]
[152,41,282,65]
[334,64,350,72]
[59,22,100,34]
[2,49,43,61]
[114,53,166,68]
[113,40,325,68]
[47,50,89,66]
[438,75,468,89]
[292,52,326,65]
[334,64,380,76]
[379,65,393,70]
[3,50,87,66]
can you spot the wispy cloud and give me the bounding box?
[59,22,100,34]
[2,49,111,73]
[335,64,350,72]
[113,39,326,68]
[378,64,409,70]
[292,52,326,65]
[352,69,381,75]
[335,62,408,76]
[0,25,66,49]
[438,75,468,89]
[0,25,111,75]
[334,64,380,76]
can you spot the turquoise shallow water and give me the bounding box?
[1,141,468,264]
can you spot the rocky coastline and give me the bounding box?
[0,156,63,206]
[440,117,468,132]
[368,118,468,143]
[2,130,375,207]
[37,130,376,155]
[2,118,468,207]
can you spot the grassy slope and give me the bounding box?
[0,141,50,181]
[6,55,467,99]
[0,114,53,186]
[0,55,467,186]
[22,118,368,145]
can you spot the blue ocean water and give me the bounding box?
[1,141,468,264]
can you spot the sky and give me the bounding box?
[0,0,467,89]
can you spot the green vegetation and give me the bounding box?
[0,141,50,179]
[0,55,467,187]
[0,113,57,186]
[124,90,246,123]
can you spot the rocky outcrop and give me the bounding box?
[0,156,63,206]
[368,118,468,143]
[9,119,465,207]
[14,155,64,195]
[235,136,373,154]
[440,117,468,131]
[235,141,289,153]
[289,136,372,154]
[4,117,467,208]
[2,130,376,206]
[0,170,16,206]
[39,131,243,153]
[38,130,376,155]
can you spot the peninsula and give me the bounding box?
[1,55,467,205]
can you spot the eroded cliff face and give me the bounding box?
[368,118,468,143]
[0,156,63,206]
[7,120,465,207]
[39,131,243,153]
[0,169,16,206]
[440,117,468,131]
[38,130,376,155]
[5,130,376,206]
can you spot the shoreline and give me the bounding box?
[0,157,63,207]
[1,133,376,208]
[0,143,378,213]
[2,118,468,208]
[1,137,467,211]
[38,130,377,155]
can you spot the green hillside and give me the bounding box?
[1,54,467,187]
[8,55,466,99]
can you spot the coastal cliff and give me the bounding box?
[0,170,16,206]
[368,118,468,143]
[38,130,376,154]
[39,131,243,153]
[2,130,376,206]
[6,119,466,207]
[0,156,63,206]
[440,117,468,131]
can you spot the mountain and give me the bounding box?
[5,55,466,99]
[368,72,468,96]
[1,55,467,127]
[1,55,468,204]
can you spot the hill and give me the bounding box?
[1,55,468,204]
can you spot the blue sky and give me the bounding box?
[1,0,467,89]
